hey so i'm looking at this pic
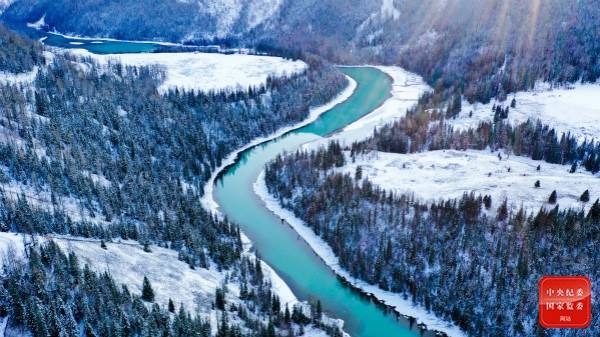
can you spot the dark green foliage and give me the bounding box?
[351,103,600,176]
[580,190,590,203]
[141,276,154,302]
[215,287,225,310]
[0,39,345,271]
[0,23,44,72]
[0,241,212,337]
[548,190,557,204]
[483,195,492,209]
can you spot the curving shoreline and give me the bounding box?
[251,66,468,337]
[200,75,357,214]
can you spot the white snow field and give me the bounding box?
[450,82,600,142]
[0,232,340,337]
[0,231,297,312]
[336,149,600,213]
[0,66,38,85]
[68,48,307,93]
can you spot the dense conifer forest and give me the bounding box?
[0,240,342,337]
[0,24,346,336]
[350,95,600,175]
[265,143,599,337]
[1,0,600,335]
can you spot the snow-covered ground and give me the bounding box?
[0,66,38,86]
[68,48,307,93]
[337,149,599,213]
[0,232,339,336]
[450,82,600,142]
[0,0,13,14]
[0,232,226,313]
[0,315,7,337]
[254,172,468,337]
[0,232,295,314]
[26,14,46,29]
[0,177,110,226]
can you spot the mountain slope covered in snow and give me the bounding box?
[2,0,284,42]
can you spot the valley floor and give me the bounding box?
[68,48,307,93]
[450,82,600,142]
[336,149,599,213]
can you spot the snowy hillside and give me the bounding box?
[0,0,13,13]
[0,233,227,312]
[0,232,300,313]
[0,231,342,336]
[338,149,600,213]
[69,48,307,93]
[449,83,600,142]
[199,0,283,38]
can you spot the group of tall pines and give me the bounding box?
[0,23,346,337]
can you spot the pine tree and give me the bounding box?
[355,165,363,180]
[548,190,557,204]
[215,288,225,310]
[85,322,98,337]
[142,276,155,302]
[483,195,492,209]
[496,199,508,221]
[168,298,175,313]
[510,97,516,108]
[534,180,541,188]
[580,190,590,202]
[587,199,600,221]
[570,162,577,173]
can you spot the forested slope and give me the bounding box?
[0,24,347,337]
[265,143,599,337]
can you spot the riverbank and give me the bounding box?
[200,75,357,213]
[200,74,357,336]
[254,171,466,337]
[252,66,468,337]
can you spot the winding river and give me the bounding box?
[214,67,430,337]
[40,34,434,337]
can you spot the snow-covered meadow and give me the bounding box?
[450,83,600,142]
[337,149,600,213]
[68,48,307,93]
